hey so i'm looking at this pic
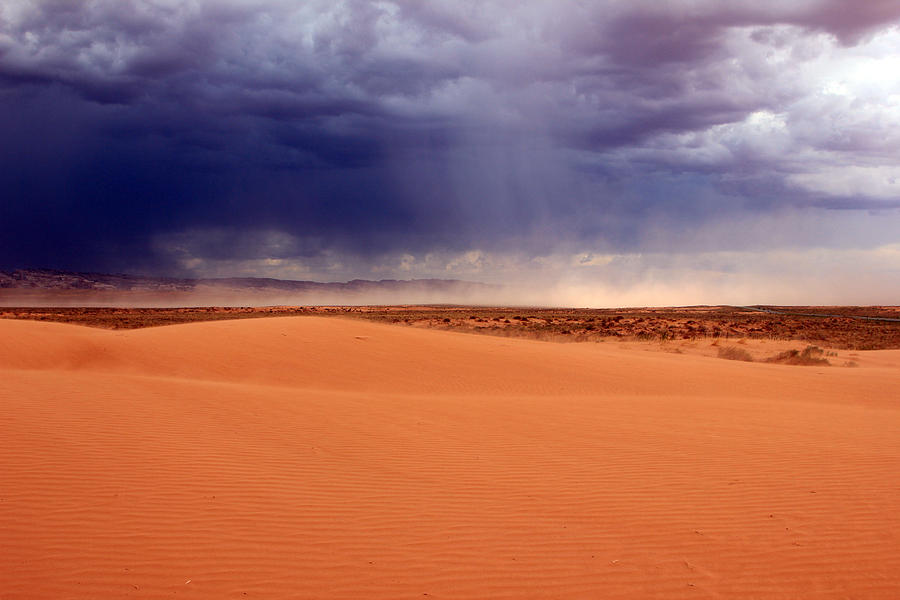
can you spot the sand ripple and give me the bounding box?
[2,317,899,598]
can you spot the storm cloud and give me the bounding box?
[2,0,900,303]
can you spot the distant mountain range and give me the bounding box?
[0,269,502,307]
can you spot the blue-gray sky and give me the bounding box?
[2,0,900,304]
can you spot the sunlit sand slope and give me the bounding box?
[2,317,899,598]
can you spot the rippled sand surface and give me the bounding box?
[2,317,899,598]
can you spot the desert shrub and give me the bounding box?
[718,346,754,362]
[764,345,830,366]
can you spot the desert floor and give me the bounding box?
[2,316,899,598]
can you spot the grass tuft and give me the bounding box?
[765,345,830,366]
[718,346,754,362]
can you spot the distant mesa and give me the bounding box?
[0,269,501,307]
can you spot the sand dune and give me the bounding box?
[2,317,899,598]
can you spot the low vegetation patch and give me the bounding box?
[717,346,754,362]
[764,345,830,366]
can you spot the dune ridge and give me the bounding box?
[2,316,899,598]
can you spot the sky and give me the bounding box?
[2,0,900,305]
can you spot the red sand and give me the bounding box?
[2,316,899,598]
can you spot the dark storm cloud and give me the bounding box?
[2,0,900,277]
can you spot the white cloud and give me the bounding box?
[788,166,900,199]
